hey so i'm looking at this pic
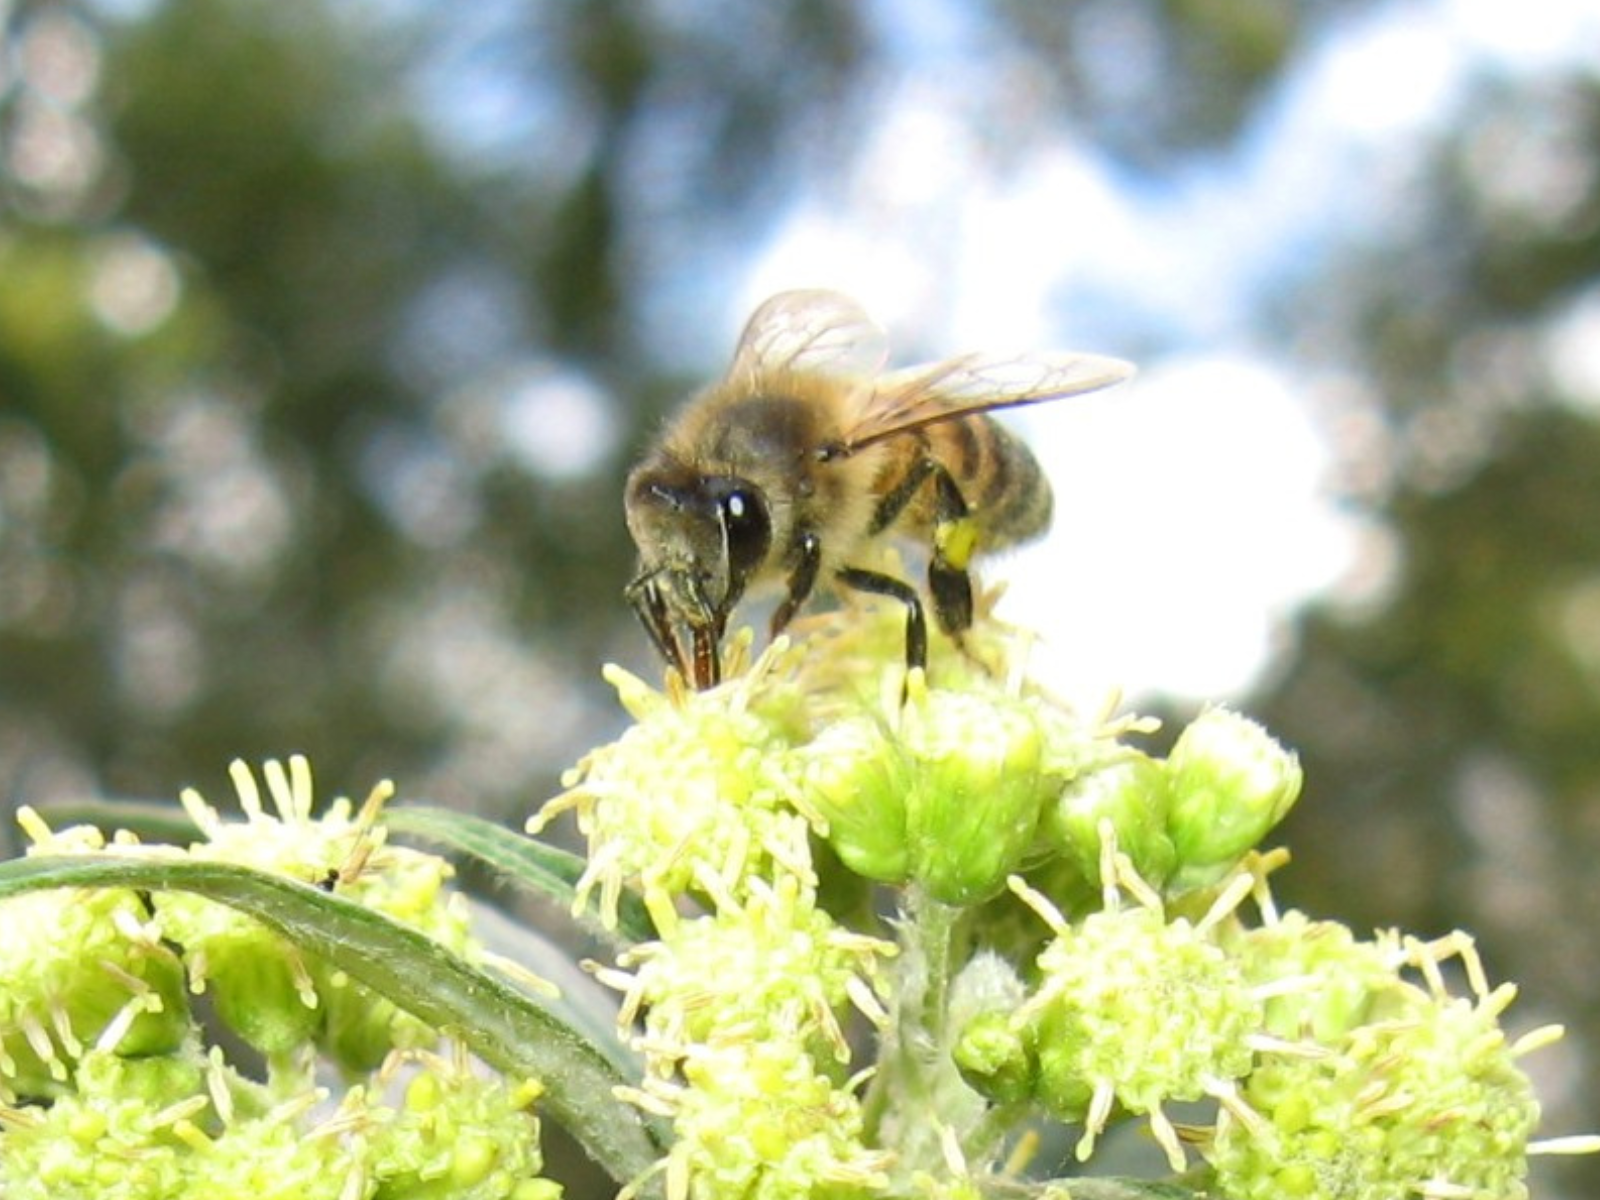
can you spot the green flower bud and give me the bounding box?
[953,1011,1035,1105]
[900,685,1051,906]
[950,953,1036,1104]
[1045,750,1176,895]
[1164,708,1302,890]
[787,714,913,886]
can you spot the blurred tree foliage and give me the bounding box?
[0,0,1303,813]
[1253,69,1600,1196]
[0,0,883,812]
[1,0,1597,1193]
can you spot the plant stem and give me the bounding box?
[863,884,975,1175]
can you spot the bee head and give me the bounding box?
[624,464,772,634]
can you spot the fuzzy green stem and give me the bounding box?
[863,885,975,1175]
[911,884,957,1042]
[964,1100,1029,1170]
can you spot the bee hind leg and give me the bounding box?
[928,467,978,637]
[867,456,980,640]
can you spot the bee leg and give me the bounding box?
[690,624,721,689]
[867,458,937,534]
[836,566,928,674]
[868,457,978,639]
[927,466,978,637]
[770,529,822,638]
[626,575,692,681]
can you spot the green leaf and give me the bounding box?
[33,798,203,845]
[0,853,666,1189]
[386,805,656,947]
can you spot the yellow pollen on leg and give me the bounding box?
[935,516,980,570]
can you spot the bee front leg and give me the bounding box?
[626,574,691,681]
[690,624,721,689]
[836,566,928,674]
[770,529,822,639]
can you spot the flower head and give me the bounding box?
[1207,985,1542,1200]
[154,757,473,1066]
[624,1038,892,1200]
[1011,867,1265,1170]
[531,653,814,929]
[368,1048,558,1200]
[1224,909,1406,1044]
[2,811,189,1093]
[600,873,893,1075]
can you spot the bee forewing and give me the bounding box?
[840,351,1135,451]
[727,289,891,383]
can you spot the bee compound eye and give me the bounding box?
[718,486,771,577]
[723,490,752,523]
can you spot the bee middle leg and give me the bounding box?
[836,565,928,672]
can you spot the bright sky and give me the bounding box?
[732,0,1600,707]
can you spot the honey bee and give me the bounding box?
[624,289,1134,689]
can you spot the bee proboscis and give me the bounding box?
[624,289,1134,689]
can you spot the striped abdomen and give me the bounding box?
[876,415,1054,551]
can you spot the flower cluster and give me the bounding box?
[539,646,899,1200]
[539,591,1584,1200]
[1000,870,1265,1169]
[1,761,559,1200]
[1204,914,1558,1200]
[629,1038,894,1200]
[0,1043,554,1200]
[598,872,891,1073]
[6,587,1591,1200]
[153,757,476,1068]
